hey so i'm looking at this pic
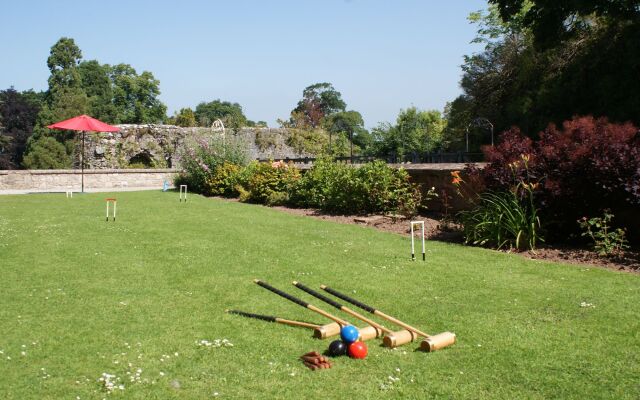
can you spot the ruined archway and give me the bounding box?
[128,152,154,168]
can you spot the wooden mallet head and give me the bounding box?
[292,281,383,341]
[420,332,457,352]
[314,322,341,338]
[314,323,379,340]
[321,285,456,351]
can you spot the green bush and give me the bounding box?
[578,211,629,257]
[22,136,71,169]
[291,158,421,216]
[241,161,301,205]
[176,149,423,216]
[204,162,242,197]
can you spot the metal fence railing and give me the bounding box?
[257,152,484,164]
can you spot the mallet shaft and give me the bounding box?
[320,285,431,338]
[293,281,390,334]
[307,304,349,326]
[372,310,430,338]
[254,280,349,326]
[275,318,321,330]
[226,309,321,329]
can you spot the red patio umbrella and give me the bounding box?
[48,115,119,193]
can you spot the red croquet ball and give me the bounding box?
[348,341,368,359]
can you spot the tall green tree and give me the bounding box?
[194,100,247,132]
[46,37,83,94]
[290,83,346,128]
[37,37,89,127]
[371,108,447,159]
[78,60,117,122]
[323,110,370,155]
[110,64,166,124]
[25,38,89,168]
[445,2,640,148]
[490,0,640,48]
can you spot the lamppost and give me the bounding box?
[466,117,494,153]
[423,122,429,162]
[399,122,405,163]
[349,130,354,164]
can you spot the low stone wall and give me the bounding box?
[0,169,177,192]
[400,163,483,211]
[1,164,481,211]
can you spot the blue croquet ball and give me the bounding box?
[328,340,348,357]
[340,325,359,343]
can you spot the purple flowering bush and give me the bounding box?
[174,137,249,195]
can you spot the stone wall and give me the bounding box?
[0,164,482,212]
[399,163,484,211]
[82,125,311,169]
[0,169,177,192]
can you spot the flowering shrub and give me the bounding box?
[457,155,543,250]
[478,116,640,242]
[174,136,249,195]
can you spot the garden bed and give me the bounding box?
[265,201,640,273]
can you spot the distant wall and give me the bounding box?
[81,125,312,170]
[1,164,483,212]
[0,169,177,192]
[400,163,484,211]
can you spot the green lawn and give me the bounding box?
[0,191,638,399]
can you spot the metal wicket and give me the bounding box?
[105,198,117,221]
[410,220,425,261]
[179,185,187,202]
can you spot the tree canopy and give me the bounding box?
[290,83,346,128]
[18,37,168,169]
[490,0,640,48]
[194,100,248,132]
[173,107,197,127]
[371,108,447,159]
[0,88,43,168]
[444,1,640,149]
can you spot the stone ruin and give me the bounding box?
[79,125,314,169]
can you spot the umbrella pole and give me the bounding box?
[81,131,85,193]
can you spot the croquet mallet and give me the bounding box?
[293,281,403,340]
[320,285,456,351]
[254,279,351,339]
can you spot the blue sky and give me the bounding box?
[0,0,487,128]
